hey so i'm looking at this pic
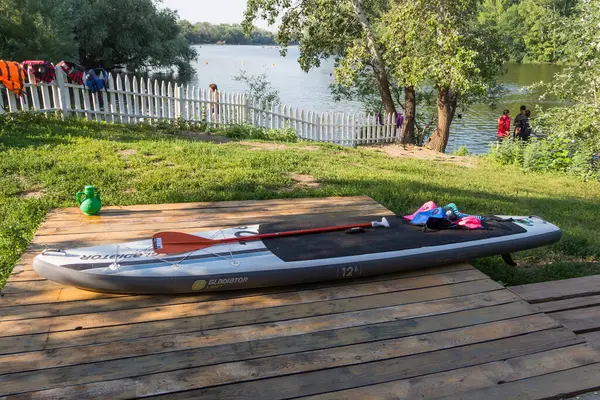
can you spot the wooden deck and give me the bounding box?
[2,196,600,399]
[511,275,600,350]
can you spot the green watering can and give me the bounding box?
[76,185,102,215]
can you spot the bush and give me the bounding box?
[521,139,552,172]
[488,137,524,166]
[218,124,299,142]
[452,146,471,156]
[263,127,298,142]
[490,133,599,181]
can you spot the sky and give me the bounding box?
[161,0,273,30]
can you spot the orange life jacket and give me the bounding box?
[0,60,26,96]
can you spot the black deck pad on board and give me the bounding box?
[258,214,527,262]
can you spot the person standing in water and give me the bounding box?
[514,105,527,138]
[209,83,220,121]
[497,109,511,143]
[516,109,532,141]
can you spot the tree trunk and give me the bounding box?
[375,71,397,115]
[400,86,416,144]
[426,87,457,153]
[351,0,397,115]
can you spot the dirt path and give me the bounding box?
[175,131,474,165]
[369,144,476,167]
[176,132,233,143]
[240,142,320,151]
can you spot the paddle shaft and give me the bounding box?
[176,222,376,246]
[152,218,390,254]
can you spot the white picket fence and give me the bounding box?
[0,68,402,146]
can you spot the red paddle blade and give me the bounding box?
[152,232,216,254]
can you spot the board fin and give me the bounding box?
[501,253,517,267]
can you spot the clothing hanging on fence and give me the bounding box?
[84,68,108,108]
[0,60,26,96]
[21,60,56,84]
[57,61,85,85]
[84,68,108,93]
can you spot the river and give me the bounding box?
[189,45,564,153]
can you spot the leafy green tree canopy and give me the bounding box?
[244,0,398,115]
[179,22,277,45]
[382,0,508,152]
[74,0,196,71]
[0,0,78,61]
[0,0,196,73]
[478,0,577,63]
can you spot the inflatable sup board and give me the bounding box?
[33,214,561,294]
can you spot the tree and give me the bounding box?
[529,0,600,177]
[234,69,280,108]
[73,0,196,72]
[0,0,78,61]
[349,0,396,115]
[0,0,195,73]
[243,0,398,115]
[179,22,277,45]
[478,0,576,63]
[383,0,508,152]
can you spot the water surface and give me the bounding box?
[191,45,564,153]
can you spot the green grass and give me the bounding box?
[1,113,599,289]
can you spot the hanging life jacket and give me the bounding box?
[21,60,56,84]
[0,60,26,96]
[84,68,108,94]
[57,61,86,85]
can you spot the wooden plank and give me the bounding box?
[30,210,394,247]
[581,331,600,349]
[46,196,377,216]
[153,329,581,400]
[41,197,383,223]
[551,305,600,333]
[1,262,471,316]
[0,263,474,307]
[6,268,44,282]
[0,285,124,309]
[38,203,390,229]
[24,327,580,400]
[0,270,492,336]
[0,302,535,376]
[37,209,386,232]
[0,303,534,390]
[0,288,517,356]
[300,344,600,400]
[34,204,391,235]
[2,263,474,296]
[0,314,562,398]
[1,279,69,294]
[536,294,600,313]
[433,362,600,400]
[42,205,391,229]
[38,204,391,232]
[4,251,40,276]
[0,265,480,320]
[510,275,600,303]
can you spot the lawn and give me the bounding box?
[1,114,599,289]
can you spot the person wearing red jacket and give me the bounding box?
[497,109,511,143]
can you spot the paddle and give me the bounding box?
[152,217,390,254]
